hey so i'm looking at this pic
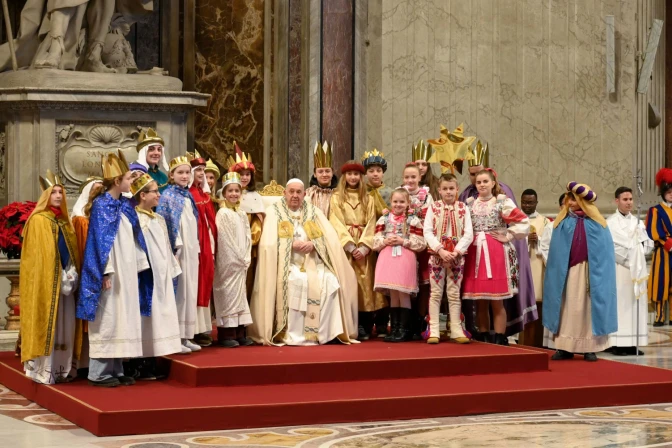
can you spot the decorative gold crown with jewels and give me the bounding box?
[137,127,164,152]
[130,173,154,196]
[101,149,130,180]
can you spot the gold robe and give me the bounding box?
[19,190,81,364]
[329,189,385,312]
[248,199,358,345]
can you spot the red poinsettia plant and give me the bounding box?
[0,201,37,259]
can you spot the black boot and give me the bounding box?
[384,308,399,343]
[473,331,491,343]
[392,308,412,342]
[374,307,390,338]
[358,311,373,341]
[493,333,509,346]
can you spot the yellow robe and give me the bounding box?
[20,197,81,364]
[329,189,385,312]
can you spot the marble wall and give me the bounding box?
[194,0,265,180]
[363,0,659,213]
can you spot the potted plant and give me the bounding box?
[0,201,36,259]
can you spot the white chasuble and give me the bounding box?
[214,206,252,327]
[607,212,653,347]
[138,211,183,356]
[88,214,150,358]
[175,200,200,339]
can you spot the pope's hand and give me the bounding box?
[293,240,314,254]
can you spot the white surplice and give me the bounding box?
[607,211,653,347]
[283,213,343,346]
[138,211,183,356]
[214,206,252,327]
[88,215,150,358]
[175,200,200,339]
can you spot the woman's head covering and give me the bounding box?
[554,181,606,228]
[72,177,103,218]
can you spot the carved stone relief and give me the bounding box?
[56,122,154,193]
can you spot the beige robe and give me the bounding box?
[248,199,358,345]
[527,212,551,301]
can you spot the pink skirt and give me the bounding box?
[462,233,515,300]
[375,246,419,295]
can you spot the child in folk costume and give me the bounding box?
[373,188,427,342]
[402,162,434,338]
[20,171,81,384]
[543,183,617,361]
[646,168,672,326]
[77,151,154,387]
[156,155,202,354]
[423,173,474,344]
[214,172,253,347]
[329,160,379,340]
[188,151,216,347]
[133,174,184,378]
[226,142,265,303]
[362,149,392,337]
[462,169,529,346]
[306,141,338,216]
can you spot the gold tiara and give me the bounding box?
[313,140,333,169]
[130,173,155,196]
[169,155,191,172]
[39,169,63,191]
[101,149,130,180]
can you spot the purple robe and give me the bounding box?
[459,182,539,336]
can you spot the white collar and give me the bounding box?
[527,211,539,218]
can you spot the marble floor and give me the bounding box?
[1,325,672,448]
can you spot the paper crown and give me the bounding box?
[137,128,164,152]
[467,140,489,167]
[188,149,206,168]
[567,181,597,203]
[313,141,333,169]
[130,173,155,196]
[227,141,255,173]
[221,171,242,189]
[411,140,433,162]
[101,150,130,180]
[205,158,220,178]
[77,176,103,194]
[39,169,63,191]
[169,155,191,172]
[361,148,387,172]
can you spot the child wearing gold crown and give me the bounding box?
[77,151,154,387]
[156,155,202,354]
[188,151,217,347]
[204,158,221,208]
[20,171,81,384]
[133,174,184,378]
[329,160,379,340]
[213,172,253,347]
[225,142,265,305]
[306,141,338,216]
[136,128,170,193]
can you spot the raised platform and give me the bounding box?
[2,341,672,437]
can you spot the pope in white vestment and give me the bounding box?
[607,210,653,351]
[248,179,358,346]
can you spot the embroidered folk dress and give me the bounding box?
[462,195,529,301]
[407,186,433,284]
[373,212,426,295]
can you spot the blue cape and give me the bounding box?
[76,193,154,322]
[542,215,617,336]
[156,184,199,252]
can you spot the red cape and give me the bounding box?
[189,186,217,307]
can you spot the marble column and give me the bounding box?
[322,0,354,174]
[194,0,265,180]
[287,0,303,179]
[666,1,672,167]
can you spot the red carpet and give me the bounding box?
[2,341,672,436]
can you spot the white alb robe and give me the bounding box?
[607,212,653,347]
[175,200,200,339]
[24,263,77,384]
[88,215,150,358]
[214,206,252,327]
[138,212,183,356]
[284,215,344,346]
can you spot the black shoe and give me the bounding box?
[236,337,254,346]
[358,325,370,341]
[473,331,491,343]
[551,350,574,360]
[374,307,390,337]
[88,377,120,387]
[384,308,400,343]
[584,352,598,362]
[493,333,509,346]
[118,375,136,385]
[392,308,412,342]
[194,333,213,347]
[654,321,665,327]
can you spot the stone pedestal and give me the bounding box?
[0,259,20,331]
[0,70,210,205]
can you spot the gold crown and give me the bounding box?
[467,140,488,167]
[221,171,241,189]
[131,173,155,196]
[313,140,333,169]
[226,141,255,172]
[411,140,433,162]
[169,155,191,172]
[187,149,206,167]
[137,128,164,152]
[77,176,103,194]
[204,158,220,177]
[101,150,130,180]
[39,169,63,191]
